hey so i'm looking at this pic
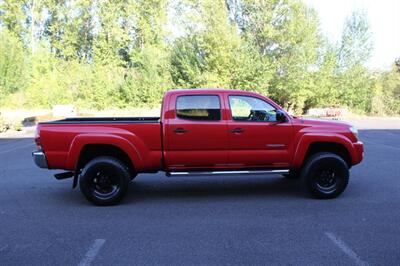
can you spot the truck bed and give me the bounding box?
[37,117,162,171]
[41,116,160,124]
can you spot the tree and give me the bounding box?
[121,0,172,107]
[46,0,95,60]
[237,0,321,113]
[336,10,374,112]
[305,41,340,109]
[0,0,398,115]
[338,10,373,70]
[0,0,26,38]
[170,0,270,92]
[0,29,27,100]
[373,62,400,114]
[170,0,242,88]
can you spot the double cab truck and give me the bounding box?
[33,89,364,205]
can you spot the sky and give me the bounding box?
[304,0,400,70]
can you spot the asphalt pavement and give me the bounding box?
[0,129,399,265]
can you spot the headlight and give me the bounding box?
[349,126,358,141]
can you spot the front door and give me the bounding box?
[164,94,229,170]
[227,95,293,168]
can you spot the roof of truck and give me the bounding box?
[165,88,263,95]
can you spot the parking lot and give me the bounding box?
[0,129,399,265]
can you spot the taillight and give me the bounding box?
[35,126,42,150]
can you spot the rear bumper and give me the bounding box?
[352,141,364,165]
[32,150,48,169]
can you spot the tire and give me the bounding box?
[79,156,131,206]
[282,170,299,179]
[301,152,349,199]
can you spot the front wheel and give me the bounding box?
[79,156,131,205]
[301,152,349,199]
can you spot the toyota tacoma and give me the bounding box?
[33,89,364,205]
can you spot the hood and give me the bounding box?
[292,117,352,128]
[291,117,358,143]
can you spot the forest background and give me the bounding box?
[1,0,399,121]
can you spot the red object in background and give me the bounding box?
[326,108,342,117]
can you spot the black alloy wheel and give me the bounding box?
[79,156,131,205]
[301,152,349,199]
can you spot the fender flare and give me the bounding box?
[292,133,354,169]
[65,133,144,171]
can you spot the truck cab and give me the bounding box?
[162,89,293,170]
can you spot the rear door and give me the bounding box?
[164,94,229,169]
[226,94,293,168]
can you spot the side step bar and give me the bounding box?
[166,169,289,177]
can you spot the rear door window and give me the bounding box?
[176,95,221,121]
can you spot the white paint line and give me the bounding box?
[325,232,369,266]
[78,239,106,266]
[0,142,35,155]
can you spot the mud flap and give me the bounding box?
[72,172,79,189]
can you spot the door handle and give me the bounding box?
[174,128,188,133]
[230,128,244,133]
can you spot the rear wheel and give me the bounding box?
[301,152,349,199]
[79,156,131,205]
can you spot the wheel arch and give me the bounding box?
[304,142,351,167]
[76,144,136,177]
[293,134,353,169]
[66,133,143,173]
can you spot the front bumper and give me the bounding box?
[32,150,48,168]
[353,141,364,165]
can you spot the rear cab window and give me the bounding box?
[176,95,221,121]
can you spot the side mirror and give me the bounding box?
[276,110,287,123]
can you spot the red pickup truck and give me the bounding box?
[33,89,364,205]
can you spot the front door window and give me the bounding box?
[229,95,277,122]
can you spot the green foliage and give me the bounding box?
[334,11,375,113]
[0,0,26,36]
[0,29,27,99]
[236,0,321,113]
[170,0,272,94]
[0,0,398,115]
[170,0,241,88]
[12,120,23,131]
[372,66,400,114]
[170,35,205,87]
[338,10,373,69]
[121,45,172,107]
[0,115,9,132]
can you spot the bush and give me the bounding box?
[12,121,23,131]
[0,116,10,133]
